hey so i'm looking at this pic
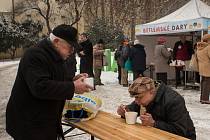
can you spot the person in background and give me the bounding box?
[129,39,146,80]
[173,35,193,85]
[154,37,172,84]
[65,50,77,80]
[120,39,130,87]
[6,24,93,140]
[196,34,210,104]
[114,42,123,84]
[173,35,193,86]
[93,39,105,86]
[117,77,196,140]
[78,33,94,77]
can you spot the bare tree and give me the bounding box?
[15,0,52,34]
[55,0,88,27]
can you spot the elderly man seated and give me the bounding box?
[117,77,196,140]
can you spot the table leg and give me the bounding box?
[63,127,75,136]
[91,135,94,140]
[184,69,187,89]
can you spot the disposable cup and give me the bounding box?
[177,60,181,66]
[171,60,176,66]
[167,48,172,51]
[84,77,94,88]
[125,112,138,124]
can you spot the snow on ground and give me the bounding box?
[0,60,19,70]
[0,61,210,140]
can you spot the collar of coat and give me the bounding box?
[38,38,64,62]
[146,82,166,108]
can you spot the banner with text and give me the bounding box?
[135,18,210,35]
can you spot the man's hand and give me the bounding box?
[117,104,129,118]
[140,113,155,127]
[73,76,93,94]
[73,73,88,81]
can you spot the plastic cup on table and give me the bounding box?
[125,112,138,125]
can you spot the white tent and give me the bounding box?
[135,0,210,35]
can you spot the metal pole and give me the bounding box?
[201,30,204,38]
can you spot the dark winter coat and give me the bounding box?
[114,45,123,65]
[79,39,94,77]
[126,83,196,140]
[6,38,75,140]
[65,53,77,80]
[129,44,146,72]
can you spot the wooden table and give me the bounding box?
[62,111,189,140]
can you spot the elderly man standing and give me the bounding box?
[117,77,196,140]
[6,24,93,140]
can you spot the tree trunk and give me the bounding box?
[46,0,51,34]
[101,0,105,21]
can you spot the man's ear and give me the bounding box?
[52,38,60,48]
[53,38,59,43]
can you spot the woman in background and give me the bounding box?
[196,34,210,104]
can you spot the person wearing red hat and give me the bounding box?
[6,24,93,140]
[154,37,172,84]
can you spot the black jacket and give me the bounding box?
[127,83,196,140]
[79,39,94,77]
[129,44,146,72]
[6,38,75,140]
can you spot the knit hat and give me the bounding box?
[157,37,166,43]
[128,77,156,97]
[52,24,78,48]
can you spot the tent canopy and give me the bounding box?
[135,0,210,35]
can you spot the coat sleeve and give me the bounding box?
[83,43,93,56]
[22,50,75,100]
[127,101,140,116]
[161,47,171,58]
[173,42,178,60]
[207,46,210,59]
[154,96,190,137]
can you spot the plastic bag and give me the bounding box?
[124,58,132,71]
[63,93,102,122]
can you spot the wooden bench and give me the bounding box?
[62,111,189,140]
